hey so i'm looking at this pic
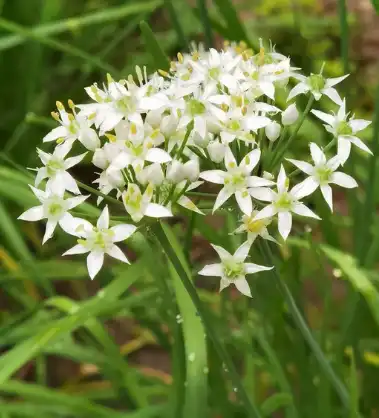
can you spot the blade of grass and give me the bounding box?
[258,240,350,409]
[338,0,349,74]
[140,21,170,71]
[164,0,187,47]
[164,225,208,418]
[152,221,263,418]
[0,17,117,73]
[196,0,214,48]
[213,0,248,42]
[0,1,162,51]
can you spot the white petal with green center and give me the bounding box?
[337,137,351,165]
[245,263,273,274]
[106,245,129,263]
[291,177,319,199]
[311,109,335,126]
[200,170,225,184]
[330,172,358,188]
[292,203,320,219]
[278,211,292,240]
[210,244,232,261]
[43,220,58,244]
[87,251,104,279]
[144,203,172,218]
[320,184,333,211]
[322,87,342,105]
[234,241,251,262]
[310,143,326,165]
[234,278,252,297]
[18,205,44,221]
[110,224,137,242]
[254,204,277,220]
[198,264,223,277]
[235,190,253,216]
[63,244,89,256]
[213,187,233,212]
[97,206,109,229]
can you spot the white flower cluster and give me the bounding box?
[19,41,371,294]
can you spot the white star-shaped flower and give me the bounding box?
[198,241,273,297]
[287,143,358,211]
[63,206,136,279]
[43,102,100,151]
[251,165,320,240]
[35,141,86,195]
[311,100,372,164]
[288,73,348,104]
[233,210,278,244]
[18,185,88,244]
[122,183,172,223]
[200,147,273,215]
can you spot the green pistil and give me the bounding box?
[209,67,220,80]
[222,259,244,280]
[316,166,332,184]
[308,74,325,92]
[48,203,63,216]
[275,192,293,210]
[228,120,241,132]
[46,159,64,175]
[188,99,206,116]
[336,121,353,136]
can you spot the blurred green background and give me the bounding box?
[1,0,379,417]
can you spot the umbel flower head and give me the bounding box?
[18,40,371,293]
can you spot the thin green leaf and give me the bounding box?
[164,0,187,47]
[164,225,208,418]
[196,0,214,48]
[0,1,162,51]
[214,0,248,42]
[261,393,293,417]
[140,21,170,71]
[338,0,349,73]
[371,0,379,13]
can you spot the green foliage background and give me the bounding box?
[1,0,379,417]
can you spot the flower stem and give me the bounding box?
[270,96,314,170]
[258,240,350,409]
[76,180,124,208]
[152,221,263,418]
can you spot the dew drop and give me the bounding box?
[188,352,196,362]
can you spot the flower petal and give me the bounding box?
[146,148,172,163]
[245,263,274,274]
[213,187,233,212]
[322,87,342,105]
[18,205,44,221]
[144,203,172,218]
[325,74,349,88]
[234,241,251,262]
[224,147,237,168]
[249,187,276,202]
[97,206,109,229]
[292,203,321,219]
[235,190,253,216]
[234,278,252,297]
[254,204,277,220]
[349,119,371,133]
[198,263,223,277]
[311,109,335,126]
[67,194,89,210]
[287,82,309,101]
[286,159,313,175]
[43,220,58,244]
[200,170,225,184]
[43,126,68,142]
[337,137,351,165]
[320,184,333,211]
[240,149,261,172]
[107,244,130,263]
[247,177,274,188]
[65,152,87,169]
[87,251,104,279]
[330,172,358,188]
[210,244,232,260]
[277,165,287,193]
[63,244,89,256]
[110,224,137,242]
[310,142,326,165]
[278,211,292,240]
[291,177,319,199]
[349,136,373,155]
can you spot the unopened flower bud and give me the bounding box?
[207,141,226,163]
[263,171,274,181]
[93,148,108,169]
[192,131,210,148]
[137,163,164,186]
[167,160,186,183]
[265,121,281,142]
[282,104,299,126]
[183,159,199,182]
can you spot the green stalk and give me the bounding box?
[152,221,263,418]
[270,97,314,170]
[259,240,350,409]
[197,0,214,48]
[338,0,349,74]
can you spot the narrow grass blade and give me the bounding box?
[164,0,187,47]
[152,221,263,418]
[0,17,117,73]
[261,393,293,417]
[214,0,248,42]
[0,1,162,51]
[196,0,214,48]
[371,0,379,13]
[259,241,350,409]
[140,21,170,71]
[338,0,349,74]
[164,225,208,418]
